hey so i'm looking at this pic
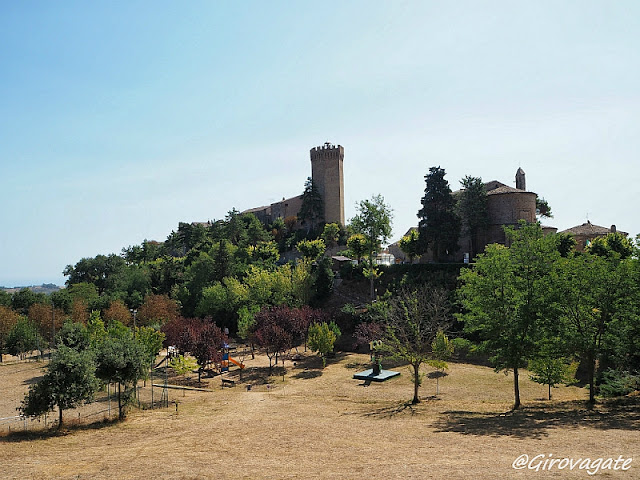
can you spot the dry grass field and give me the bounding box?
[1,351,638,479]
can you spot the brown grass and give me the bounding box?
[1,352,638,479]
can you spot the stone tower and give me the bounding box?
[515,167,526,191]
[310,142,345,225]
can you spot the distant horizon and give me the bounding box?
[1,281,64,290]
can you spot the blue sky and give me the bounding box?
[1,1,638,287]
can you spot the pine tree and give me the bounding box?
[417,167,460,262]
[457,176,488,260]
[298,177,324,234]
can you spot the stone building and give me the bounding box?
[390,168,553,263]
[243,142,345,226]
[559,222,626,251]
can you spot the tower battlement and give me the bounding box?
[310,143,344,160]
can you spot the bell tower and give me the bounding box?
[310,142,345,225]
[516,167,526,191]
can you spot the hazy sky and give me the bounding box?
[1,1,638,287]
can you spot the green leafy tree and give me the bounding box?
[134,326,165,368]
[346,234,368,264]
[417,166,460,262]
[86,310,107,348]
[557,233,577,258]
[428,331,454,395]
[6,317,43,360]
[350,195,393,299]
[551,253,637,403]
[321,223,341,249]
[586,232,634,260]
[307,322,339,367]
[311,256,335,305]
[398,229,420,264]
[94,323,147,419]
[535,196,553,218]
[0,305,20,362]
[63,254,127,295]
[350,194,393,264]
[363,265,383,300]
[56,321,90,352]
[529,356,577,400]
[20,345,98,428]
[181,251,216,317]
[378,286,453,404]
[458,222,559,409]
[296,238,326,260]
[457,176,488,260]
[11,288,46,315]
[247,240,280,266]
[0,290,11,307]
[169,354,198,377]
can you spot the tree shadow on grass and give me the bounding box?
[433,396,640,439]
[291,370,323,380]
[361,397,440,419]
[223,365,287,385]
[22,374,45,385]
[1,417,121,443]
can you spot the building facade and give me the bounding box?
[243,142,345,226]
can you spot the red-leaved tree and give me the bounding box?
[251,307,293,375]
[162,317,227,381]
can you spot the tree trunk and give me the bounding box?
[588,354,596,405]
[513,367,521,410]
[58,405,63,429]
[118,382,123,420]
[370,276,375,301]
[548,383,552,401]
[412,363,420,404]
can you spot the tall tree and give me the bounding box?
[350,194,393,264]
[298,177,324,233]
[378,286,453,404]
[417,167,460,262]
[551,252,637,403]
[94,323,147,419]
[63,254,127,295]
[350,194,393,298]
[458,222,558,409]
[456,176,488,260]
